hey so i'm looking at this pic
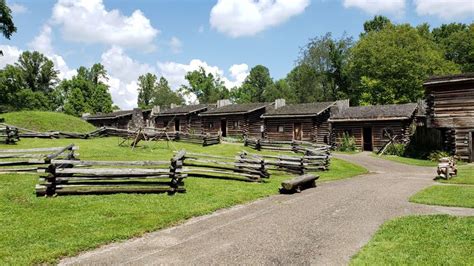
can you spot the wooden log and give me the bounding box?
[0,146,78,153]
[51,159,169,166]
[280,174,319,193]
[53,168,171,176]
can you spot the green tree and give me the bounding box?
[137,73,158,109]
[153,77,184,107]
[56,63,114,115]
[0,0,16,55]
[262,79,297,103]
[286,64,321,103]
[237,65,273,103]
[180,67,229,104]
[362,15,391,34]
[432,23,474,72]
[15,51,59,93]
[349,24,459,105]
[298,32,353,101]
[64,87,87,117]
[89,83,113,113]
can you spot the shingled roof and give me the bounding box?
[262,102,335,118]
[200,102,271,116]
[84,110,134,120]
[424,73,474,86]
[155,104,212,117]
[329,103,418,122]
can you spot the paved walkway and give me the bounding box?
[61,153,474,265]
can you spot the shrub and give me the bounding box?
[428,150,451,162]
[384,143,406,156]
[338,132,357,152]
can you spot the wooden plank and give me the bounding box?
[51,159,169,166]
[54,168,171,176]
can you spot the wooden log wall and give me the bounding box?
[247,109,266,139]
[331,120,413,151]
[264,118,314,141]
[426,81,474,162]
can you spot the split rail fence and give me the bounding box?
[36,150,186,196]
[178,151,268,182]
[0,126,19,144]
[0,144,77,173]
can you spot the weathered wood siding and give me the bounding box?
[426,80,474,161]
[331,120,412,151]
[264,118,314,141]
[247,109,266,138]
[264,109,332,143]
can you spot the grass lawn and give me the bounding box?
[372,154,438,167]
[1,111,96,133]
[351,215,474,265]
[409,185,474,208]
[0,138,367,264]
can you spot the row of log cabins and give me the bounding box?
[83,73,474,162]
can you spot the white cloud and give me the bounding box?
[51,0,159,51]
[29,25,76,80]
[414,0,474,19]
[0,45,22,68]
[157,59,248,91]
[210,0,310,37]
[169,36,182,54]
[227,63,249,88]
[101,46,156,110]
[10,3,28,14]
[343,0,406,15]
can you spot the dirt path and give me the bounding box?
[60,152,474,265]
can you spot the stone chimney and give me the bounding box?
[335,99,350,110]
[217,99,232,108]
[151,105,161,115]
[274,98,286,109]
[170,103,179,109]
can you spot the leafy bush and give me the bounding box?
[338,132,357,152]
[384,143,406,156]
[428,150,451,162]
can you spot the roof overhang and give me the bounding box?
[200,105,267,117]
[424,77,474,86]
[329,116,411,122]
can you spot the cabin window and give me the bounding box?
[232,121,239,129]
[277,125,284,132]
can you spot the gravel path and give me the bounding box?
[60,152,474,265]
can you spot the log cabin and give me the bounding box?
[153,104,214,134]
[424,73,474,162]
[83,108,151,129]
[199,100,273,138]
[261,99,341,143]
[329,103,418,151]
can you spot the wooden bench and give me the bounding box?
[437,157,457,179]
[279,174,319,193]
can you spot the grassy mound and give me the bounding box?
[1,111,96,133]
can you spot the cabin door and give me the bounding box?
[174,119,180,132]
[293,123,302,140]
[363,127,373,151]
[221,120,227,137]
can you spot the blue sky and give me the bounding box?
[1,0,473,109]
